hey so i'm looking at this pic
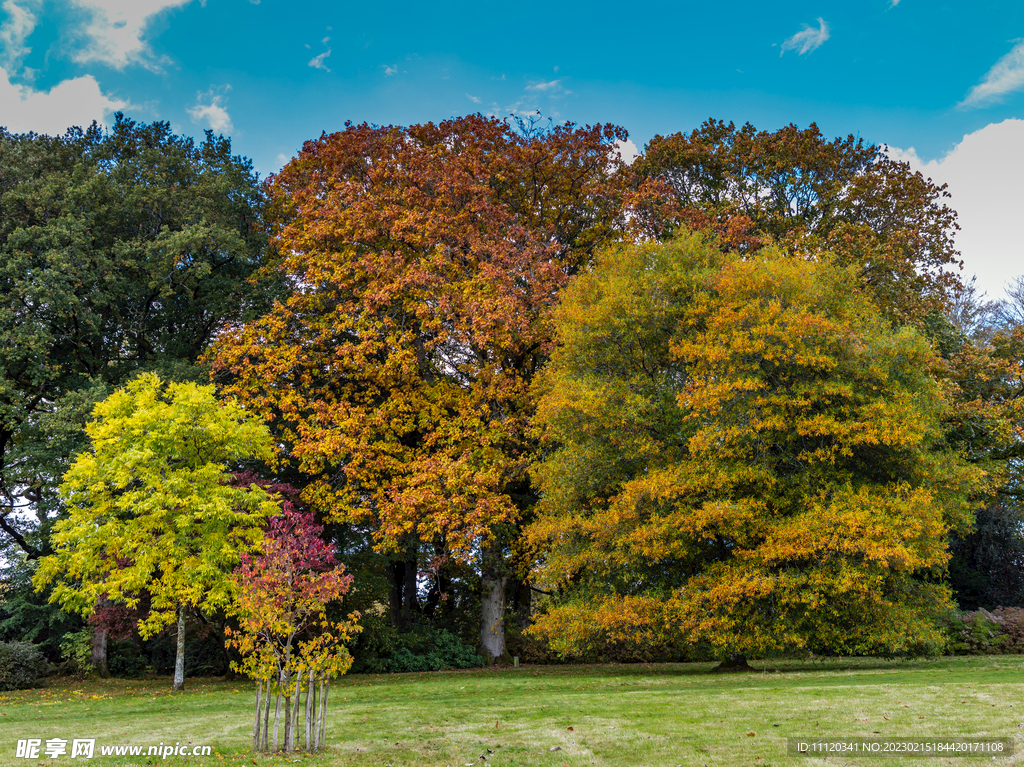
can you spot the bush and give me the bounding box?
[0,641,52,690]
[991,607,1024,653]
[350,613,482,674]
[59,629,95,676]
[944,610,1009,655]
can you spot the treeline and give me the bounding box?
[1,113,1022,682]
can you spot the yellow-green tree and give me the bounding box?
[528,234,987,660]
[34,373,280,690]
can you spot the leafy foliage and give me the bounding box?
[528,234,985,659]
[211,115,634,558]
[33,373,279,638]
[0,115,274,560]
[633,120,962,323]
[226,507,358,753]
[0,640,51,690]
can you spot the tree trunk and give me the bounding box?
[272,688,282,751]
[480,543,510,664]
[172,604,186,692]
[402,556,417,630]
[712,653,754,672]
[512,579,532,631]
[90,625,110,678]
[318,678,328,750]
[389,560,404,630]
[261,679,272,751]
[253,680,263,750]
[305,671,314,751]
[289,670,302,751]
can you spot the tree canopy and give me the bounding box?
[633,120,961,323]
[527,234,986,659]
[0,115,273,559]
[33,373,280,689]
[209,114,638,661]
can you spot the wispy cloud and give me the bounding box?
[959,40,1024,109]
[0,0,39,73]
[0,65,127,134]
[466,93,480,103]
[187,85,232,134]
[308,49,330,72]
[525,78,571,97]
[780,18,830,56]
[889,0,900,6]
[382,63,397,76]
[67,0,195,72]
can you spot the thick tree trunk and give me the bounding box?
[389,557,419,631]
[172,605,186,691]
[712,653,754,672]
[512,579,532,631]
[480,544,510,664]
[90,625,110,678]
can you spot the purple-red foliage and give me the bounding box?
[87,603,143,642]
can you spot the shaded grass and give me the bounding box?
[1,656,1022,766]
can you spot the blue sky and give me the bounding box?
[1,0,1022,299]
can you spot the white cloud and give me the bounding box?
[780,18,830,56]
[67,0,194,71]
[466,93,481,103]
[615,138,639,165]
[526,79,560,92]
[887,119,1024,300]
[187,86,232,134]
[308,49,330,72]
[959,40,1024,109]
[0,65,126,134]
[382,63,397,76]
[0,0,39,73]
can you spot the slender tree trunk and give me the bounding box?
[305,672,314,751]
[90,624,110,678]
[253,680,263,750]
[172,604,186,692]
[289,670,302,751]
[272,688,282,751]
[261,680,272,752]
[318,678,329,750]
[402,556,417,629]
[389,560,404,630]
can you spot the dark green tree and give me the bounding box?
[0,115,274,560]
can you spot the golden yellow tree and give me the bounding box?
[528,234,987,660]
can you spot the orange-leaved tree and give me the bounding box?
[632,120,962,324]
[527,233,987,661]
[210,115,635,662]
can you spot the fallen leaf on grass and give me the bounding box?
[550,746,561,751]
[746,732,756,737]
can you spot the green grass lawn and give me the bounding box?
[1,656,1022,766]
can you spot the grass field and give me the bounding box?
[1,656,1022,766]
